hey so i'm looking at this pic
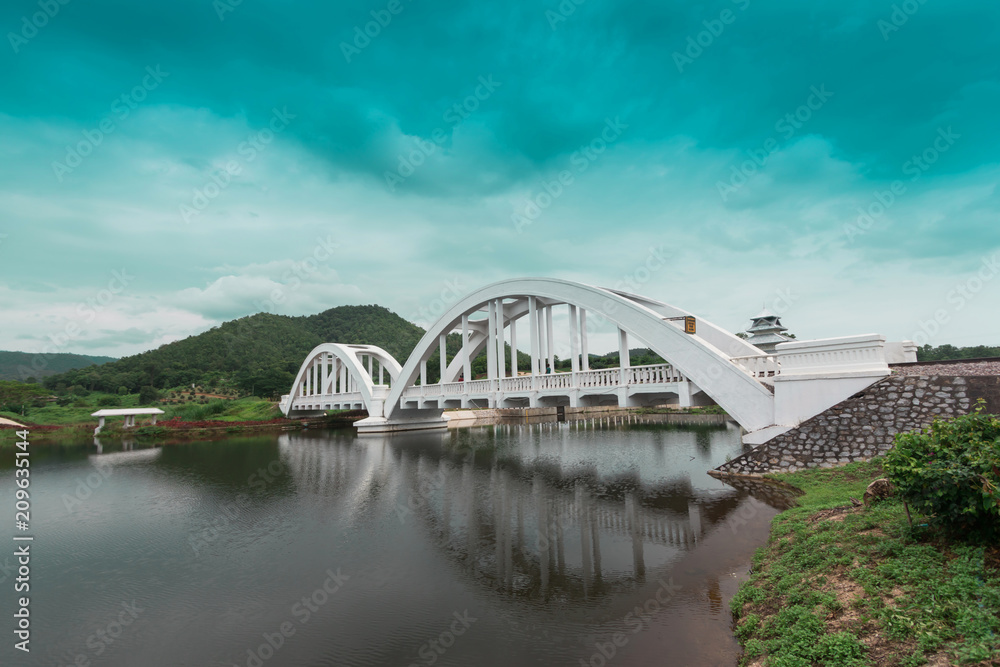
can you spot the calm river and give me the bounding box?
[1,416,786,666]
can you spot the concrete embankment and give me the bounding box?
[715,363,1000,476]
[444,405,729,427]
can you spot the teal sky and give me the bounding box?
[1,0,998,358]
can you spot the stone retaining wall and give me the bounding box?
[715,375,998,476]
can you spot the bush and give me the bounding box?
[885,401,1000,541]
[96,395,121,407]
[138,386,160,405]
[117,386,129,395]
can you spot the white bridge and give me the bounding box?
[280,278,916,443]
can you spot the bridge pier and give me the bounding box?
[355,408,447,434]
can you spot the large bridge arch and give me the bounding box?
[383,278,775,431]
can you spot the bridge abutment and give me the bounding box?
[714,373,998,476]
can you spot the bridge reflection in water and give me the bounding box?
[276,417,793,620]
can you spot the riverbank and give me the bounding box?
[0,409,367,446]
[730,459,1000,666]
[0,403,733,446]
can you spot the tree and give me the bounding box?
[138,386,160,405]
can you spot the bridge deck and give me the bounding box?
[288,363,697,412]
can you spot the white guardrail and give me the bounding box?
[399,363,684,398]
[730,355,779,379]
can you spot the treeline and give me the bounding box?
[43,306,428,398]
[0,350,117,382]
[916,344,1000,362]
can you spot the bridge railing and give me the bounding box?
[730,354,779,380]
[626,363,684,384]
[290,391,364,407]
[399,363,685,398]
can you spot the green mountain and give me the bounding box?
[42,305,429,398]
[0,351,117,382]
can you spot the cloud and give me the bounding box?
[0,0,997,354]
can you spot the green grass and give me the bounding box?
[162,397,282,422]
[2,396,281,427]
[732,458,1000,666]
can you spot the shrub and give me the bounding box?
[117,386,129,395]
[885,401,1000,541]
[138,386,160,405]
[96,395,121,407]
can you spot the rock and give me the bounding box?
[863,478,895,506]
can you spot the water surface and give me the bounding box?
[0,417,783,666]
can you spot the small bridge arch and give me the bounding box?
[281,343,401,417]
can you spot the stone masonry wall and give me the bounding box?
[714,375,994,476]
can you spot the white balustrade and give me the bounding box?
[730,355,779,379]
[393,363,687,401]
[773,334,889,378]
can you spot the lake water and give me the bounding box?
[1,416,785,667]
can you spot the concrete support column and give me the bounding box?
[580,309,589,371]
[340,361,347,394]
[439,334,447,384]
[678,380,693,408]
[546,306,555,373]
[569,304,580,374]
[618,328,630,384]
[529,297,539,378]
[379,362,384,386]
[487,301,497,381]
[509,316,517,377]
[321,353,329,394]
[462,314,471,382]
[368,354,373,379]
[420,358,427,387]
[496,299,506,380]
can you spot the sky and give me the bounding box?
[1,0,998,360]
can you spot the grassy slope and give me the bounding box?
[731,460,1000,666]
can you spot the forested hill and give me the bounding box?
[0,351,117,381]
[43,305,426,397]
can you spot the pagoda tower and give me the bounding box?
[745,307,793,353]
